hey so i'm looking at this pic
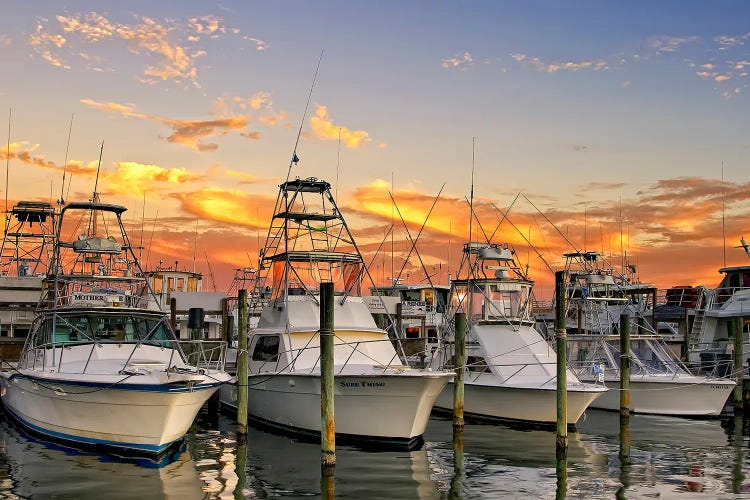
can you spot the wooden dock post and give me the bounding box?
[237,289,249,435]
[453,312,467,431]
[732,317,744,416]
[619,313,631,466]
[554,270,568,457]
[320,282,336,468]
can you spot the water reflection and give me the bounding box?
[0,414,205,499]
[194,416,441,498]
[1,406,750,498]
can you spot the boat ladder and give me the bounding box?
[688,289,711,353]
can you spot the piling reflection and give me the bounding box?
[555,455,567,500]
[233,434,248,499]
[732,416,745,495]
[448,429,464,500]
[321,466,335,500]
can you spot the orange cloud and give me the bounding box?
[105,162,207,194]
[169,187,275,229]
[80,98,250,152]
[309,105,372,148]
[1,141,207,195]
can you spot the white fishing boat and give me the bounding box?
[0,202,231,454]
[220,177,452,445]
[568,333,735,415]
[559,251,735,416]
[685,238,750,368]
[428,242,606,424]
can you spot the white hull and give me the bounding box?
[583,376,734,416]
[221,372,449,443]
[0,373,221,453]
[433,381,605,424]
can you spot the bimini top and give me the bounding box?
[718,265,750,274]
[280,178,331,193]
[563,251,602,262]
[62,201,128,215]
[265,250,361,263]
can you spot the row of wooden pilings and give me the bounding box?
[228,277,746,498]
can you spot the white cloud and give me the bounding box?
[441,52,473,70]
[648,35,699,54]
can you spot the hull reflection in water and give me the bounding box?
[196,414,442,498]
[0,414,206,499]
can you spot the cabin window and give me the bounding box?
[252,335,280,361]
[187,276,198,292]
[152,275,163,294]
[177,277,185,292]
[427,328,437,341]
[405,326,420,339]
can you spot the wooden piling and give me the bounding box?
[453,312,467,431]
[221,297,229,342]
[554,270,567,457]
[170,297,178,336]
[237,289,249,435]
[733,317,744,416]
[320,282,336,468]
[619,313,631,466]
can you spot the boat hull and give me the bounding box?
[433,382,605,424]
[0,374,221,454]
[583,377,735,416]
[220,373,450,443]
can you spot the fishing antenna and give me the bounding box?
[285,50,324,184]
[721,161,726,267]
[58,114,74,206]
[5,108,10,216]
[336,127,341,201]
[87,141,104,237]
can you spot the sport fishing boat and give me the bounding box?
[220,177,453,446]
[0,201,231,454]
[559,251,735,416]
[428,242,607,424]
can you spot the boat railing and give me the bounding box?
[23,339,227,374]
[706,286,750,308]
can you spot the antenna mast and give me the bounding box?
[5,108,10,216]
[468,137,476,321]
[58,114,74,206]
[285,50,324,184]
[722,161,726,267]
[87,141,104,237]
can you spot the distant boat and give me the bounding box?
[220,177,453,446]
[557,251,735,416]
[0,201,57,340]
[0,202,231,454]
[427,242,607,424]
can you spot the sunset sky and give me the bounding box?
[1,1,749,299]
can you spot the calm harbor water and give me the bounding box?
[0,407,748,499]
